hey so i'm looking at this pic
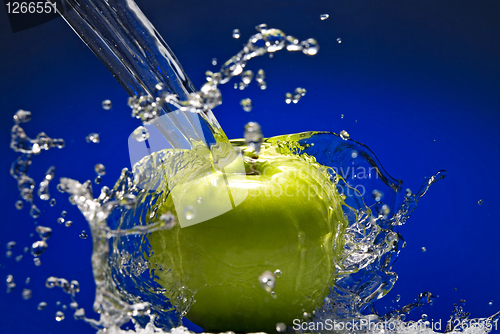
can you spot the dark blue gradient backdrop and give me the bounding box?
[1,1,499,333]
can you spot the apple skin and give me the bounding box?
[147,144,347,333]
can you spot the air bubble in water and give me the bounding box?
[132,126,149,142]
[50,198,56,206]
[13,109,32,123]
[79,230,88,239]
[94,164,106,176]
[244,122,264,155]
[57,217,65,224]
[489,301,493,306]
[22,288,32,300]
[478,199,484,205]
[258,270,276,293]
[232,28,241,39]
[65,221,73,227]
[31,240,48,257]
[240,98,253,112]
[15,200,23,210]
[95,176,101,184]
[7,241,16,249]
[285,93,292,104]
[25,277,30,284]
[422,314,428,320]
[61,211,67,217]
[33,258,41,266]
[340,130,350,140]
[396,294,401,302]
[15,255,23,262]
[211,58,217,66]
[274,269,282,278]
[337,38,342,43]
[197,197,203,204]
[102,99,112,110]
[36,226,52,240]
[70,280,80,293]
[37,301,47,310]
[55,311,65,321]
[406,188,413,197]
[320,14,329,20]
[421,247,427,252]
[276,322,287,332]
[160,213,177,230]
[183,206,196,220]
[86,133,100,143]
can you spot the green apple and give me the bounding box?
[147,137,347,333]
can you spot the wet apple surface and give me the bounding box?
[148,139,347,332]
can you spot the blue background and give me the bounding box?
[1,0,499,333]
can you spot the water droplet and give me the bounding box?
[183,206,196,220]
[232,28,241,39]
[7,241,16,250]
[274,269,282,278]
[85,133,100,143]
[31,240,48,257]
[101,99,112,110]
[337,38,342,43]
[30,204,40,219]
[13,109,32,123]
[55,311,65,321]
[94,163,106,176]
[57,217,65,224]
[478,199,484,205]
[79,230,88,239]
[258,270,276,293]
[132,126,149,142]
[241,70,254,85]
[285,93,292,104]
[276,322,287,332]
[240,98,252,112]
[70,280,80,293]
[255,23,267,32]
[197,197,203,204]
[50,198,56,206]
[301,38,319,55]
[74,308,85,320]
[65,220,73,227]
[244,122,264,155]
[46,276,57,288]
[37,302,47,310]
[33,258,41,266]
[36,226,52,240]
[22,288,32,300]
[340,130,350,140]
[211,58,217,66]
[421,247,427,252]
[372,189,383,202]
[15,200,23,210]
[320,14,330,20]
